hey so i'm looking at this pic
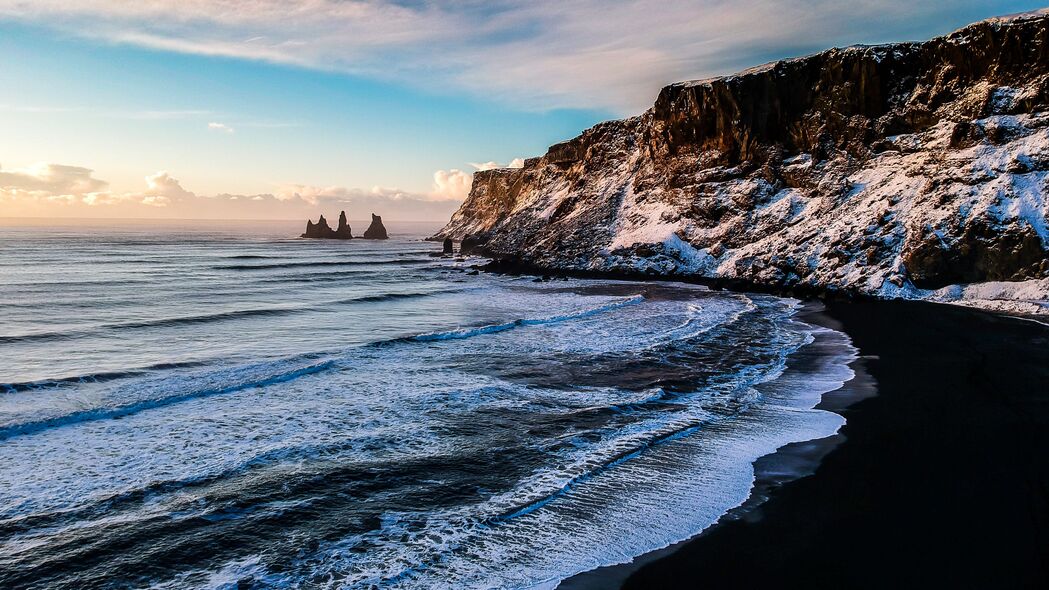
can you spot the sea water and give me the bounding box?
[0,219,855,589]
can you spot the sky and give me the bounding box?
[0,1,1043,221]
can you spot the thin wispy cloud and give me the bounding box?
[207,121,235,133]
[0,1,1033,113]
[122,109,213,120]
[0,104,82,114]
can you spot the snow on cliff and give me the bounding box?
[435,13,1049,317]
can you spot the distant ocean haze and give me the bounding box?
[0,221,854,588]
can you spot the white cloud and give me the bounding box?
[432,159,525,199]
[469,161,504,172]
[0,163,109,195]
[0,1,1017,113]
[207,121,234,133]
[432,168,473,200]
[144,171,194,199]
[0,161,463,220]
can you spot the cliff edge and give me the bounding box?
[434,11,1049,316]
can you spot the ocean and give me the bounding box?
[0,219,855,589]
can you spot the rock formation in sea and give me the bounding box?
[443,238,454,255]
[432,11,1049,315]
[302,211,353,239]
[362,214,389,240]
[303,214,333,239]
[335,211,353,239]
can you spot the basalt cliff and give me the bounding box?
[434,11,1049,316]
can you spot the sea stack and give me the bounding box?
[362,214,389,240]
[335,211,353,239]
[302,211,353,239]
[443,238,454,255]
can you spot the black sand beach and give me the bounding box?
[607,300,1049,588]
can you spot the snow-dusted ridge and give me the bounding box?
[435,13,1049,317]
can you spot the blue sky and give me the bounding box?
[0,1,1043,220]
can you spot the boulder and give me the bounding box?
[443,238,454,255]
[459,234,489,255]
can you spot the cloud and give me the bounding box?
[207,121,234,133]
[144,171,194,199]
[432,168,473,200]
[0,1,1026,113]
[0,161,462,221]
[0,164,182,208]
[121,109,212,120]
[0,163,109,195]
[432,159,525,199]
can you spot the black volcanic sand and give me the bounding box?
[604,300,1049,588]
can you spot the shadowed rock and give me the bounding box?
[302,211,352,239]
[362,214,389,240]
[335,211,353,239]
[443,238,454,255]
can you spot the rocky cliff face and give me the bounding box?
[434,11,1049,316]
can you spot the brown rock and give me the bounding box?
[362,214,388,240]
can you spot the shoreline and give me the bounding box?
[558,303,877,589]
[463,256,1049,324]
[447,259,1049,588]
[614,298,1049,587]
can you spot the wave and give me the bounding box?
[335,290,457,305]
[1,361,209,394]
[0,292,639,438]
[0,308,300,345]
[0,290,459,345]
[214,259,432,271]
[405,295,646,343]
[0,360,337,441]
[116,308,300,330]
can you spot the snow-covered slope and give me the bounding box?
[434,12,1049,316]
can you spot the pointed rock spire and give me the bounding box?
[362,213,388,240]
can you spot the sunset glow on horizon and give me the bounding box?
[0,0,1042,220]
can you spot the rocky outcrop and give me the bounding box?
[434,11,1049,316]
[302,211,353,239]
[443,238,454,255]
[362,214,389,240]
[334,211,353,239]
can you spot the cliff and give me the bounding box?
[434,11,1049,316]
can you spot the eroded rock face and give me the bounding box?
[335,211,353,239]
[433,12,1049,314]
[362,214,389,240]
[302,211,352,239]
